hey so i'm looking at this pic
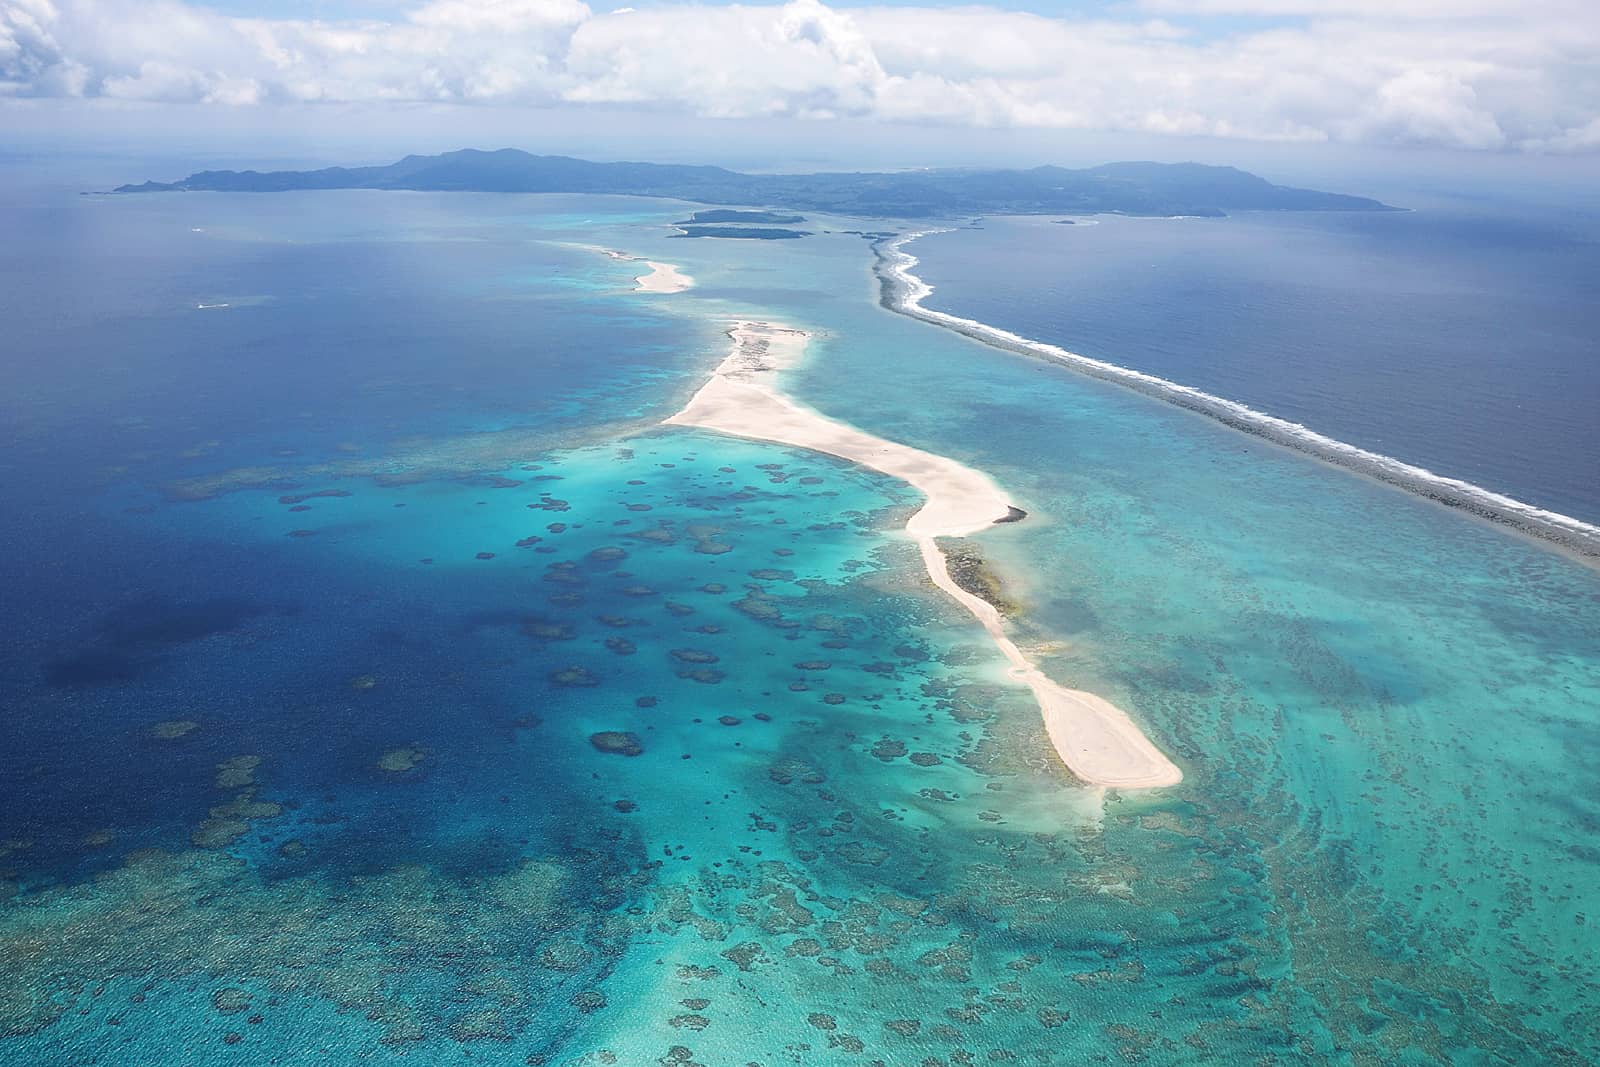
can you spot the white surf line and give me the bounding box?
[665,321,1183,790]
[878,232,1600,561]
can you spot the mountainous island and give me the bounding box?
[114,148,1395,219]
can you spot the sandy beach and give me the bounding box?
[666,322,1182,789]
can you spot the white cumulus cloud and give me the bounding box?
[1,0,1596,152]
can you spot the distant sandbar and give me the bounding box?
[578,245,694,293]
[633,260,693,293]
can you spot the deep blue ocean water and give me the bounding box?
[911,202,1600,524]
[1,172,1597,1065]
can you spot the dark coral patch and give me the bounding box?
[571,991,607,1013]
[589,731,644,756]
[748,569,795,582]
[550,666,600,687]
[522,620,575,641]
[733,597,781,621]
[768,758,825,785]
[871,739,907,762]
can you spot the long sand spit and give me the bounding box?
[573,244,695,293]
[666,321,1182,790]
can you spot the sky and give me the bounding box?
[2,0,1598,176]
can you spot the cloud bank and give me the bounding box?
[2,0,1596,152]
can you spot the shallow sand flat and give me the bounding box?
[634,260,694,293]
[667,322,1182,789]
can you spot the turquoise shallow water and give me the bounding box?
[0,188,1596,1065]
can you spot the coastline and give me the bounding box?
[875,233,1600,561]
[665,322,1183,790]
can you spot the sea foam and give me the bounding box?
[877,232,1600,560]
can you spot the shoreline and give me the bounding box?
[665,322,1183,790]
[874,233,1600,562]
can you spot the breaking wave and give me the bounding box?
[876,232,1600,560]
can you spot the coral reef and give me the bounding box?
[377,747,426,773]
[590,732,644,757]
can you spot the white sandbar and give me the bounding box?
[634,260,694,293]
[665,322,1182,789]
[569,245,695,293]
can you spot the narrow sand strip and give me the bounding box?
[569,244,695,293]
[666,322,1182,789]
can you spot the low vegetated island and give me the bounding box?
[115,148,1396,219]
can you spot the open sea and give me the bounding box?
[1,171,1597,1065]
[910,202,1600,525]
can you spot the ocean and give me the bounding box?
[0,172,1597,1065]
[908,201,1600,525]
